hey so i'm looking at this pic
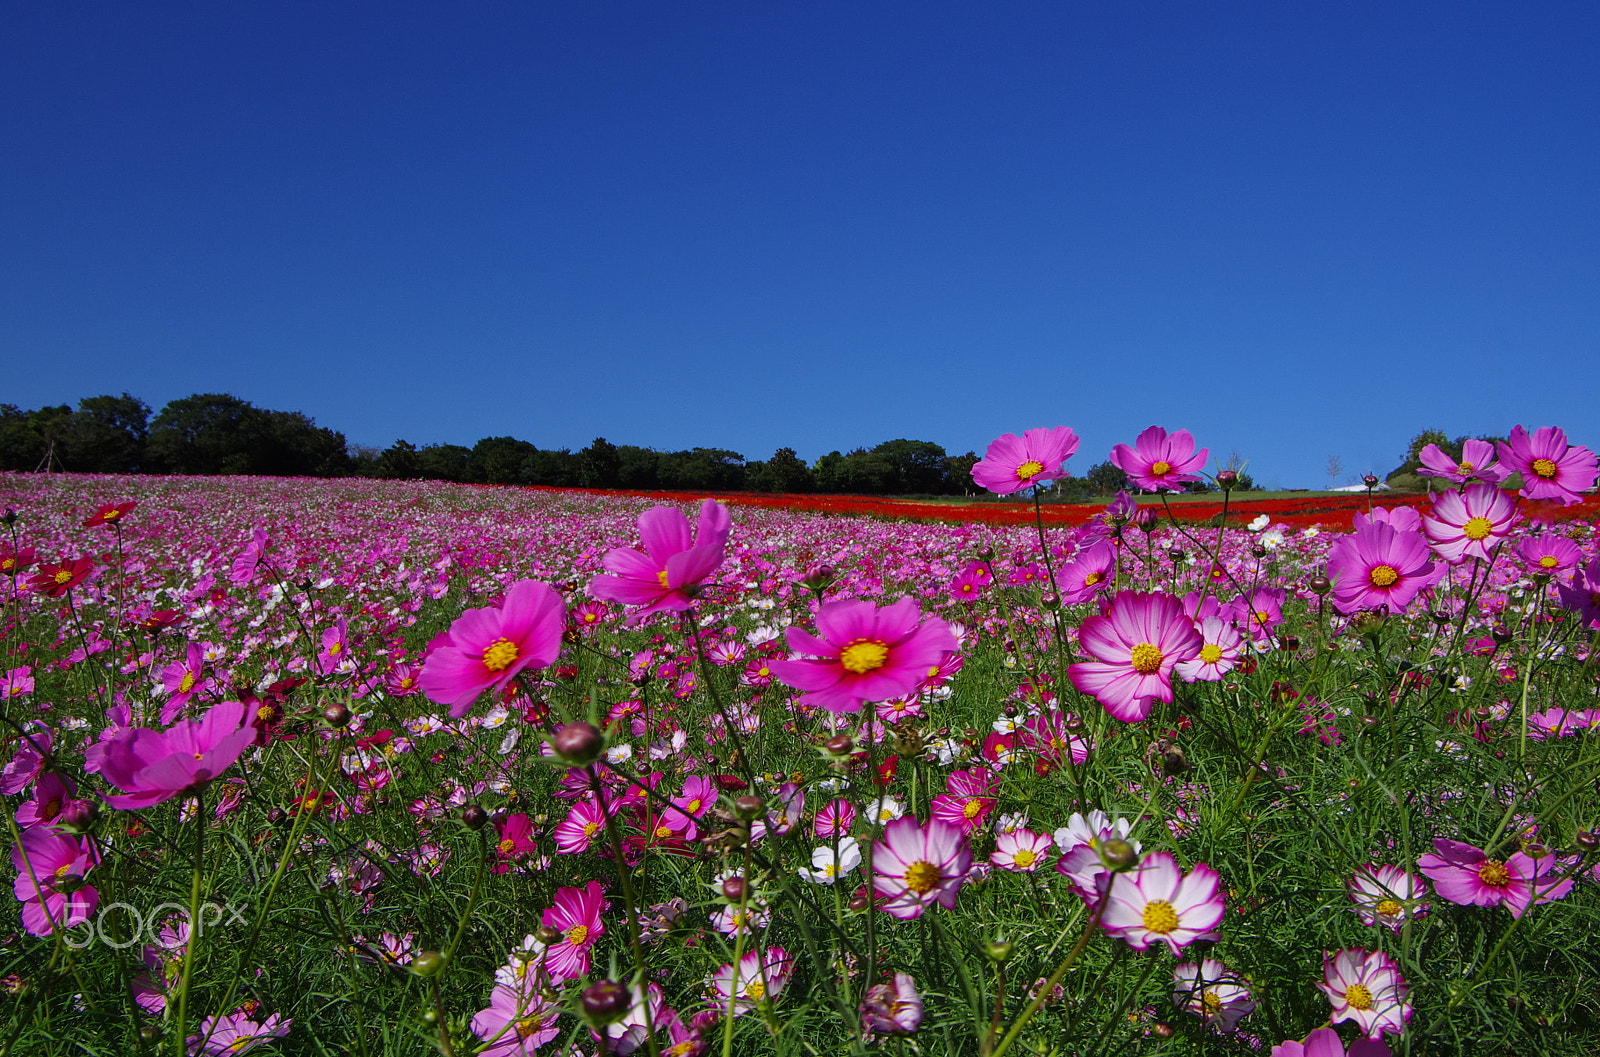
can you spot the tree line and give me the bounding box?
[1,392,1255,497]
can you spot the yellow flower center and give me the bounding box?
[1457,461,1475,474]
[1477,859,1509,887]
[582,821,599,838]
[1531,457,1558,479]
[566,925,589,946]
[1368,565,1399,587]
[1202,990,1223,1015]
[654,824,673,839]
[1538,555,1558,569]
[1012,848,1037,868]
[1462,516,1493,541]
[1199,644,1223,664]
[329,642,343,655]
[1016,460,1045,480]
[1376,899,1402,917]
[497,838,516,854]
[515,1018,544,1039]
[962,800,983,819]
[54,570,72,585]
[481,638,519,671]
[1151,461,1172,476]
[840,640,889,674]
[1141,900,1179,934]
[53,864,72,882]
[1084,571,1104,587]
[903,860,941,895]
[745,979,766,1000]
[179,672,196,693]
[1254,610,1270,625]
[656,569,671,588]
[687,798,703,813]
[1344,984,1373,1011]
[1129,642,1163,674]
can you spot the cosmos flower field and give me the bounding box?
[2,424,1599,1057]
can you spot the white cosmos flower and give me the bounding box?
[798,837,862,885]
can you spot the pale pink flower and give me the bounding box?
[1317,948,1410,1038]
[1069,591,1202,722]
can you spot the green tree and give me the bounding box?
[65,393,150,472]
[945,451,979,495]
[616,445,660,489]
[578,437,622,488]
[146,393,258,474]
[467,437,538,485]
[375,440,422,479]
[417,444,472,482]
[761,447,814,493]
[1387,428,1449,482]
[1084,460,1128,496]
[871,439,950,494]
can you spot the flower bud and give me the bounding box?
[1575,830,1598,852]
[551,722,604,765]
[408,951,447,978]
[461,804,489,831]
[321,702,351,728]
[1063,713,1084,733]
[1152,1022,1175,1039]
[1363,475,1379,489]
[1307,574,1331,595]
[976,546,995,561]
[1167,548,1185,563]
[721,876,748,902]
[56,799,99,835]
[1491,624,1514,645]
[1039,591,1061,610]
[824,735,854,757]
[1099,838,1138,871]
[847,892,871,912]
[535,925,563,946]
[733,795,765,821]
[984,939,1013,963]
[1215,470,1238,490]
[580,980,632,1026]
[1250,544,1268,559]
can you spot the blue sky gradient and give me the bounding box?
[4,2,1597,488]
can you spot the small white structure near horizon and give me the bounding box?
[1330,481,1391,492]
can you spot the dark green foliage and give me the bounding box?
[1083,459,1128,496]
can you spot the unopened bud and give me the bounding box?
[824,735,854,756]
[321,702,351,728]
[1307,574,1331,595]
[1575,830,1598,852]
[1363,475,1379,489]
[1100,839,1138,871]
[1152,1022,1175,1039]
[535,925,563,946]
[408,951,446,978]
[847,892,870,912]
[551,722,604,765]
[1040,591,1061,610]
[1215,470,1238,490]
[580,979,632,1025]
[1250,544,1268,559]
[56,799,99,834]
[1167,548,1185,563]
[976,546,995,561]
[721,876,748,902]
[733,795,765,821]
[1491,624,1514,645]
[461,804,489,831]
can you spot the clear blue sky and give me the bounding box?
[4,2,1597,489]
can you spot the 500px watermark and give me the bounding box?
[58,901,248,950]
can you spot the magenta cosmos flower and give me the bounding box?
[1416,438,1503,485]
[1318,948,1410,1039]
[861,971,924,1035]
[1499,425,1599,504]
[1069,591,1202,722]
[540,881,606,982]
[11,827,98,936]
[98,700,256,810]
[1271,1028,1392,1057]
[1324,522,1440,616]
[1421,483,1520,564]
[1098,851,1224,955]
[419,579,565,718]
[872,816,973,919]
[188,1012,292,1056]
[770,597,957,714]
[1110,426,1209,493]
[970,427,1081,495]
[1416,838,1573,918]
[589,499,733,619]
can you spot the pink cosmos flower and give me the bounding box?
[553,798,608,854]
[1415,438,1503,485]
[1172,959,1255,1033]
[1516,534,1582,577]
[1016,712,1091,768]
[316,620,352,675]
[1346,864,1428,931]
[29,557,93,598]
[815,798,856,839]
[1069,591,1202,722]
[1325,522,1440,616]
[1110,426,1209,493]
[970,427,1081,495]
[0,665,33,701]
[0,722,51,794]
[188,1012,291,1055]
[1416,838,1573,918]
[472,983,562,1056]
[589,499,733,619]
[16,772,85,830]
[98,700,257,810]
[493,813,539,873]
[860,971,924,1035]
[929,767,996,836]
[1225,587,1285,641]
[1317,948,1410,1038]
[991,828,1053,872]
[1421,483,1520,564]
[713,947,794,1016]
[771,597,957,715]
[540,881,606,981]
[872,816,973,920]
[159,643,211,723]
[1098,851,1224,955]
[1556,557,1600,629]
[11,827,98,936]
[1350,505,1423,534]
[1498,425,1599,505]
[418,579,565,718]
[1271,1027,1392,1057]
[1173,616,1241,682]
[1053,540,1116,605]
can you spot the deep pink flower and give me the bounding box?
[540,881,606,981]
[1325,522,1440,615]
[1016,712,1090,768]
[589,499,733,619]
[316,620,352,675]
[1225,586,1285,641]
[82,500,137,528]
[1110,426,1209,493]
[771,597,957,714]
[472,983,561,1056]
[1350,505,1423,534]
[1421,483,1520,564]
[553,799,608,855]
[0,546,37,578]
[815,798,856,839]
[1498,425,1598,504]
[98,700,256,810]
[493,813,539,873]
[1069,591,1202,722]
[419,579,565,717]
[1416,838,1573,918]
[1556,557,1600,628]
[29,557,93,598]
[0,722,50,795]
[1098,851,1224,955]
[1053,540,1116,605]
[1271,1027,1392,1057]
[970,427,1081,495]
[929,767,996,836]
[1317,948,1410,1038]
[1415,439,1503,485]
[159,642,211,723]
[11,827,98,936]
[860,971,924,1035]
[872,816,973,919]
